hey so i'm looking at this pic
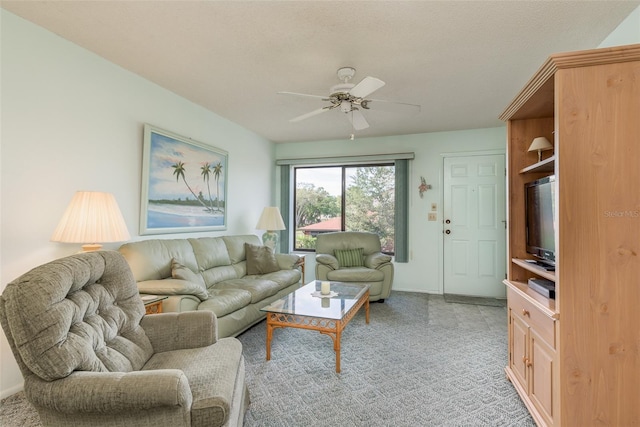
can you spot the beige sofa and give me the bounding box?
[119,235,301,338]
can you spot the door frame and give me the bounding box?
[438,149,506,295]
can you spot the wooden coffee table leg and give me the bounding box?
[266,316,273,361]
[335,325,342,373]
[365,297,370,324]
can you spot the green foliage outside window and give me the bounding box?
[294,164,395,253]
[345,166,395,253]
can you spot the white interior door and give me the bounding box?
[443,154,506,298]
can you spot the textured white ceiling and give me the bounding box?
[2,1,638,143]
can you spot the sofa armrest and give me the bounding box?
[316,254,339,270]
[25,370,192,413]
[365,252,393,269]
[275,253,300,270]
[141,311,218,353]
[138,278,208,301]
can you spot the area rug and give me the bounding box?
[0,292,532,427]
[239,292,530,426]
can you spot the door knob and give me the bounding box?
[445,230,451,234]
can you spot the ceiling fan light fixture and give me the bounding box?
[340,100,352,113]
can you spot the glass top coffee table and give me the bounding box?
[260,280,370,373]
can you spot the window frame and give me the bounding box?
[293,162,395,254]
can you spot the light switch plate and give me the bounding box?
[428,212,437,221]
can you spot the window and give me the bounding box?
[294,164,395,253]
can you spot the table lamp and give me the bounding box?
[256,207,286,252]
[528,136,553,162]
[51,191,131,252]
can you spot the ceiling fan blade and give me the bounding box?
[349,76,385,98]
[278,91,327,100]
[290,107,330,123]
[348,109,369,130]
[366,99,421,114]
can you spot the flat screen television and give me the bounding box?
[525,176,556,267]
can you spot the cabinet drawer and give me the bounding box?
[508,288,555,347]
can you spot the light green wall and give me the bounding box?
[275,127,507,294]
[599,5,640,47]
[0,10,275,397]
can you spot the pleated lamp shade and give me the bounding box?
[51,191,131,252]
[256,207,286,231]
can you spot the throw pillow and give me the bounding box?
[171,258,208,300]
[334,247,364,267]
[245,243,280,275]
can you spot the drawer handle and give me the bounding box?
[522,308,530,317]
[525,358,533,368]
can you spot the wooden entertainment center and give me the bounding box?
[500,44,640,427]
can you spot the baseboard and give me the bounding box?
[0,382,24,400]
[390,287,435,294]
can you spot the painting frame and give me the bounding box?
[140,124,228,235]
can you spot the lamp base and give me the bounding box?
[262,230,279,252]
[81,243,103,252]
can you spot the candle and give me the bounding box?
[321,281,330,295]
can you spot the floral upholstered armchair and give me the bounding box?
[0,251,249,427]
[315,231,394,302]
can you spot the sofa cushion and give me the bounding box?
[255,269,302,290]
[197,289,252,318]
[142,337,243,427]
[222,235,262,264]
[200,265,240,288]
[138,279,208,301]
[334,248,364,267]
[245,243,280,275]
[171,259,208,301]
[215,278,280,303]
[326,266,384,282]
[188,237,232,271]
[119,239,199,281]
[316,231,382,256]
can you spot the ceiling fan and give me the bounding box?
[279,67,420,131]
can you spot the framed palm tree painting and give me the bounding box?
[140,124,228,234]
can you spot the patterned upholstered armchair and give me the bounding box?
[0,251,249,427]
[315,231,394,302]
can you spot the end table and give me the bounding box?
[141,295,168,315]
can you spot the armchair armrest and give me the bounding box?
[365,252,393,269]
[25,370,192,413]
[141,311,218,353]
[316,253,339,270]
[275,253,300,270]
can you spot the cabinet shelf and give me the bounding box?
[504,279,558,319]
[512,258,556,281]
[519,155,555,174]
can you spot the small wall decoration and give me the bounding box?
[418,176,431,198]
[140,124,228,234]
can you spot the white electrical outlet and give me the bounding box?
[428,212,437,221]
